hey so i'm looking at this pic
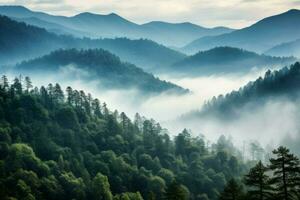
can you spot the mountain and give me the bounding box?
[0,5,234,47]
[15,48,187,94]
[83,38,187,71]
[0,15,185,70]
[140,21,234,47]
[170,47,296,75]
[183,9,300,54]
[185,62,300,119]
[265,39,300,58]
[0,15,69,64]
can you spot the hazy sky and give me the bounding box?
[0,0,300,28]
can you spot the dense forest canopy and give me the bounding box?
[0,76,248,200]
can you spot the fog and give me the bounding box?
[6,65,300,153]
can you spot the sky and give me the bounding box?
[0,0,300,28]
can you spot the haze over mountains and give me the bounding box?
[2,3,300,200]
[0,5,234,47]
[183,9,300,54]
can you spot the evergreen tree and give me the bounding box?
[1,75,9,91]
[24,76,33,93]
[219,179,244,200]
[269,146,300,200]
[244,161,272,200]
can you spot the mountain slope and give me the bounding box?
[0,15,185,69]
[187,62,300,119]
[0,5,234,47]
[183,9,300,54]
[170,47,296,75]
[13,16,88,37]
[0,15,70,64]
[265,39,300,58]
[15,48,187,94]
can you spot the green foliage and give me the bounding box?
[0,76,246,200]
[164,181,189,200]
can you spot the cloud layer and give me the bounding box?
[1,0,300,28]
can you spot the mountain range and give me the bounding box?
[0,15,185,70]
[183,9,300,54]
[0,5,234,47]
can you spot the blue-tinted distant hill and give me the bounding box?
[0,5,234,47]
[265,39,300,58]
[170,47,296,75]
[15,48,188,94]
[183,9,300,54]
[0,15,185,70]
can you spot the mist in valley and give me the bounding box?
[7,64,296,151]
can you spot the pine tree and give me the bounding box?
[66,86,73,105]
[244,161,272,200]
[12,77,22,95]
[269,146,300,200]
[24,76,33,93]
[1,75,9,91]
[53,83,64,103]
[219,178,244,200]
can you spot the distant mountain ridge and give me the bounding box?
[0,15,185,70]
[265,39,300,58]
[0,5,234,47]
[170,47,296,75]
[15,48,188,94]
[183,9,300,54]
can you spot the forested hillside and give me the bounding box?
[15,49,186,94]
[0,76,247,200]
[189,62,300,118]
[170,47,295,75]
